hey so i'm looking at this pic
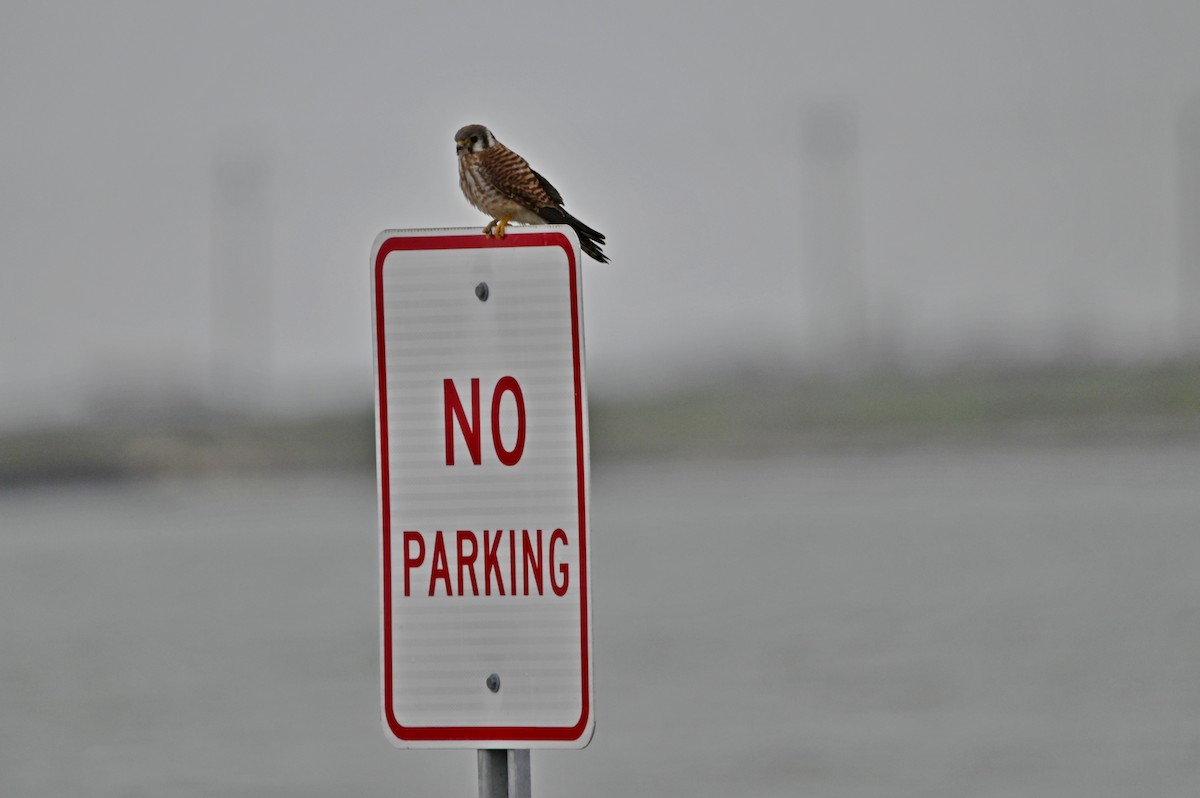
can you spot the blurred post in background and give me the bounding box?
[1179,93,1200,357]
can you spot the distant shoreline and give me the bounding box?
[3,362,1198,485]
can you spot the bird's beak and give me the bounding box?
[456,139,468,150]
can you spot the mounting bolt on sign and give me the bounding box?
[371,227,595,752]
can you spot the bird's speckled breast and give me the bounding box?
[458,155,544,225]
[459,158,502,215]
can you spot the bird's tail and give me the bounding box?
[536,207,609,264]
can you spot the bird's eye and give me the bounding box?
[470,136,478,144]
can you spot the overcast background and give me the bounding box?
[5,4,1200,797]
[4,0,1200,428]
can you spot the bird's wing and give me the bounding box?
[530,168,564,206]
[482,145,562,210]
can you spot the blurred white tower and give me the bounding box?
[208,145,273,411]
[801,100,870,374]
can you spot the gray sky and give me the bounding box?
[3,1,1199,426]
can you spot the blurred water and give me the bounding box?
[2,442,1198,797]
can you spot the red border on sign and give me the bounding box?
[374,230,590,744]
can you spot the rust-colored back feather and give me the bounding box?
[480,144,559,210]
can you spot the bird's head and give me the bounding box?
[455,124,495,156]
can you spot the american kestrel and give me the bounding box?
[455,124,609,263]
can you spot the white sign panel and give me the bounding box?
[371,227,594,749]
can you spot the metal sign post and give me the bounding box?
[478,750,530,798]
[372,228,595,792]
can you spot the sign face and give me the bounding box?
[371,227,594,749]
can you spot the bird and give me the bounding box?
[454,124,608,263]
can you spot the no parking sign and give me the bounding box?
[371,227,594,749]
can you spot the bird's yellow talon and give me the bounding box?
[483,219,497,238]
[495,215,512,239]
